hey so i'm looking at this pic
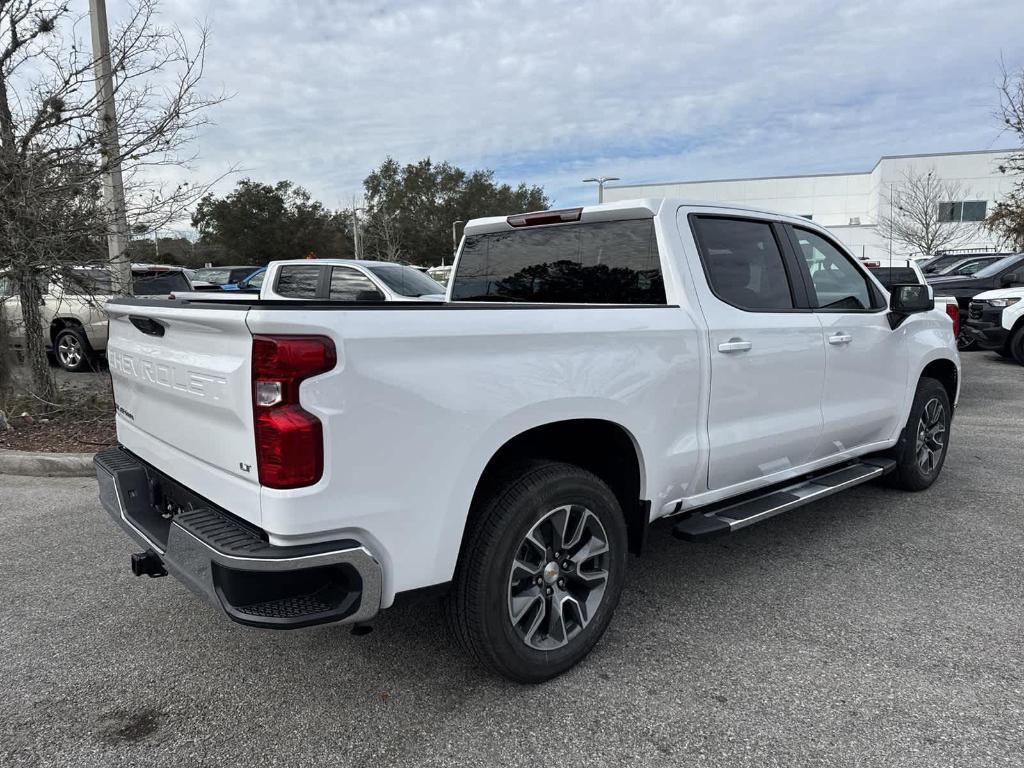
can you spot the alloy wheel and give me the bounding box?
[506,504,610,651]
[916,397,946,475]
[58,334,83,368]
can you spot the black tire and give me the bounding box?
[1009,326,1024,366]
[956,331,977,351]
[53,327,94,373]
[886,377,952,491]
[445,462,628,683]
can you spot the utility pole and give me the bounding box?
[351,196,363,260]
[582,176,620,204]
[89,0,132,294]
[451,220,464,259]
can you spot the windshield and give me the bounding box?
[367,264,444,297]
[972,253,1024,279]
[193,268,233,285]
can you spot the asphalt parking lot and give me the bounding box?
[1,353,1022,768]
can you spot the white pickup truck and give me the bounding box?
[95,199,959,682]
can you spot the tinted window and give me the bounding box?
[133,271,189,294]
[65,269,114,295]
[450,219,664,304]
[367,264,445,297]
[329,267,382,301]
[792,228,875,310]
[972,253,1024,279]
[691,217,793,310]
[276,265,323,298]
[230,268,259,283]
[867,266,919,289]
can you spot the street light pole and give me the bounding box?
[582,176,620,204]
[88,0,132,294]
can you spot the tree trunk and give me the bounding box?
[15,272,59,404]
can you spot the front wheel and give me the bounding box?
[887,377,952,491]
[1009,326,1024,366]
[446,462,628,683]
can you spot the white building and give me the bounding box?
[603,149,1016,260]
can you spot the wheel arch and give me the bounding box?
[920,357,958,406]
[49,316,84,343]
[459,418,649,563]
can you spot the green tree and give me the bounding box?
[988,62,1024,250]
[192,180,354,263]
[362,158,548,265]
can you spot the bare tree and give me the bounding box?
[987,60,1024,251]
[0,0,226,403]
[364,210,404,262]
[876,168,980,258]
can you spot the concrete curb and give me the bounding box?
[0,448,96,477]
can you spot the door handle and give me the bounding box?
[828,332,853,345]
[717,338,752,353]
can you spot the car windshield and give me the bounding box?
[367,264,445,297]
[971,253,1024,279]
[193,268,233,284]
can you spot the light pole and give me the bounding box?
[582,176,620,204]
[88,0,132,294]
[451,220,464,264]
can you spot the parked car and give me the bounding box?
[191,265,260,290]
[931,255,1004,277]
[218,267,266,292]
[96,200,958,682]
[427,264,453,286]
[0,265,191,372]
[927,253,1024,349]
[962,287,1024,363]
[865,260,960,338]
[920,252,1010,276]
[258,259,446,301]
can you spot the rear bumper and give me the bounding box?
[94,446,382,629]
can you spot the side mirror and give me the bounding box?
[1000,272,1020,287]
[889,283,933,314]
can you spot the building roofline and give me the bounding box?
[605,148,1013,190]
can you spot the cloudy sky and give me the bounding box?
[107,0,1023,222]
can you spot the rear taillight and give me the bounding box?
[945,302,960,337]
[252,335,336,489]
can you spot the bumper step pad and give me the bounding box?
[672,457,896,542]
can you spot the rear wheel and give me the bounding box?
[446,462,627,683]
[54,327,94,373]
[887,377,951,491]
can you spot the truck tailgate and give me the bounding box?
[105,301,260,518]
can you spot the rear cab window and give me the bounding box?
[450,219,665,304]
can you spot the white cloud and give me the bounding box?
[103,0,1023,218]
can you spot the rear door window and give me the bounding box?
[450,219,665,304]
[690,217,794,311]
[275,265,324,298]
